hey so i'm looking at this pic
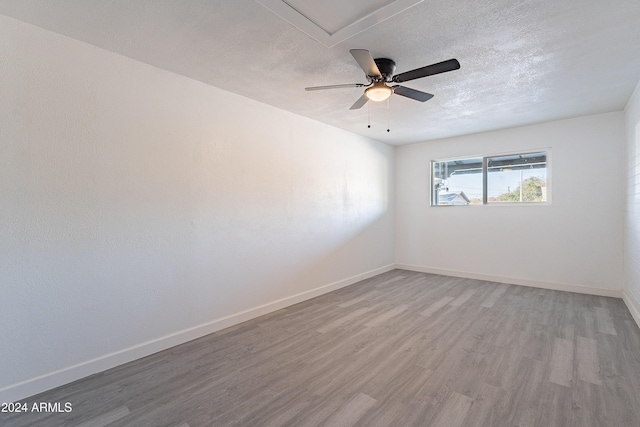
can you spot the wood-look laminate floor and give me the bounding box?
[4,270,640,426]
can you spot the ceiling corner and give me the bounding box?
[255,0,423,47]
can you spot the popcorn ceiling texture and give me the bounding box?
[0,0,638,144]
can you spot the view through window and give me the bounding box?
[432,152,548,206]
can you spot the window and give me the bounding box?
[487,153,548,203]
[432,157,483,205]
[431,151,548,206]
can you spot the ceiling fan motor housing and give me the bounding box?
[373,58,396,81]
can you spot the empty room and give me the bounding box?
[2,0,640,426]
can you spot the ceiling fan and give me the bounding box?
[305,49,460,110]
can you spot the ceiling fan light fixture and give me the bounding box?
[365,83,393,102]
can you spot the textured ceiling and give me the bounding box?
[1,0,639,145]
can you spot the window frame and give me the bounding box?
[430,149,551,207]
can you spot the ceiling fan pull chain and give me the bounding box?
[387,97,390,132]
[367,102,371,128]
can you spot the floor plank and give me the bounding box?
[549,337,574,387]
[430,391,474,427]
[420,296,455,317]
[576,336,602,385]
[319,392,377,427]
[76,406,130,427]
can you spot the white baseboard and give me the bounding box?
[0,264,395,403]
[623,289,640,330]
[395,264,623,298]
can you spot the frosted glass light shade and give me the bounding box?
[365,84,392,102]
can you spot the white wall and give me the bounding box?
[0,15,395,401]
[624,80,640,325]
[396,113,625,295]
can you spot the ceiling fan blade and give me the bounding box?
[305,83,367,91]
[392,59,460,83]
[349,94,369,110]
[350,49,382,77]
[392,85,434,102]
